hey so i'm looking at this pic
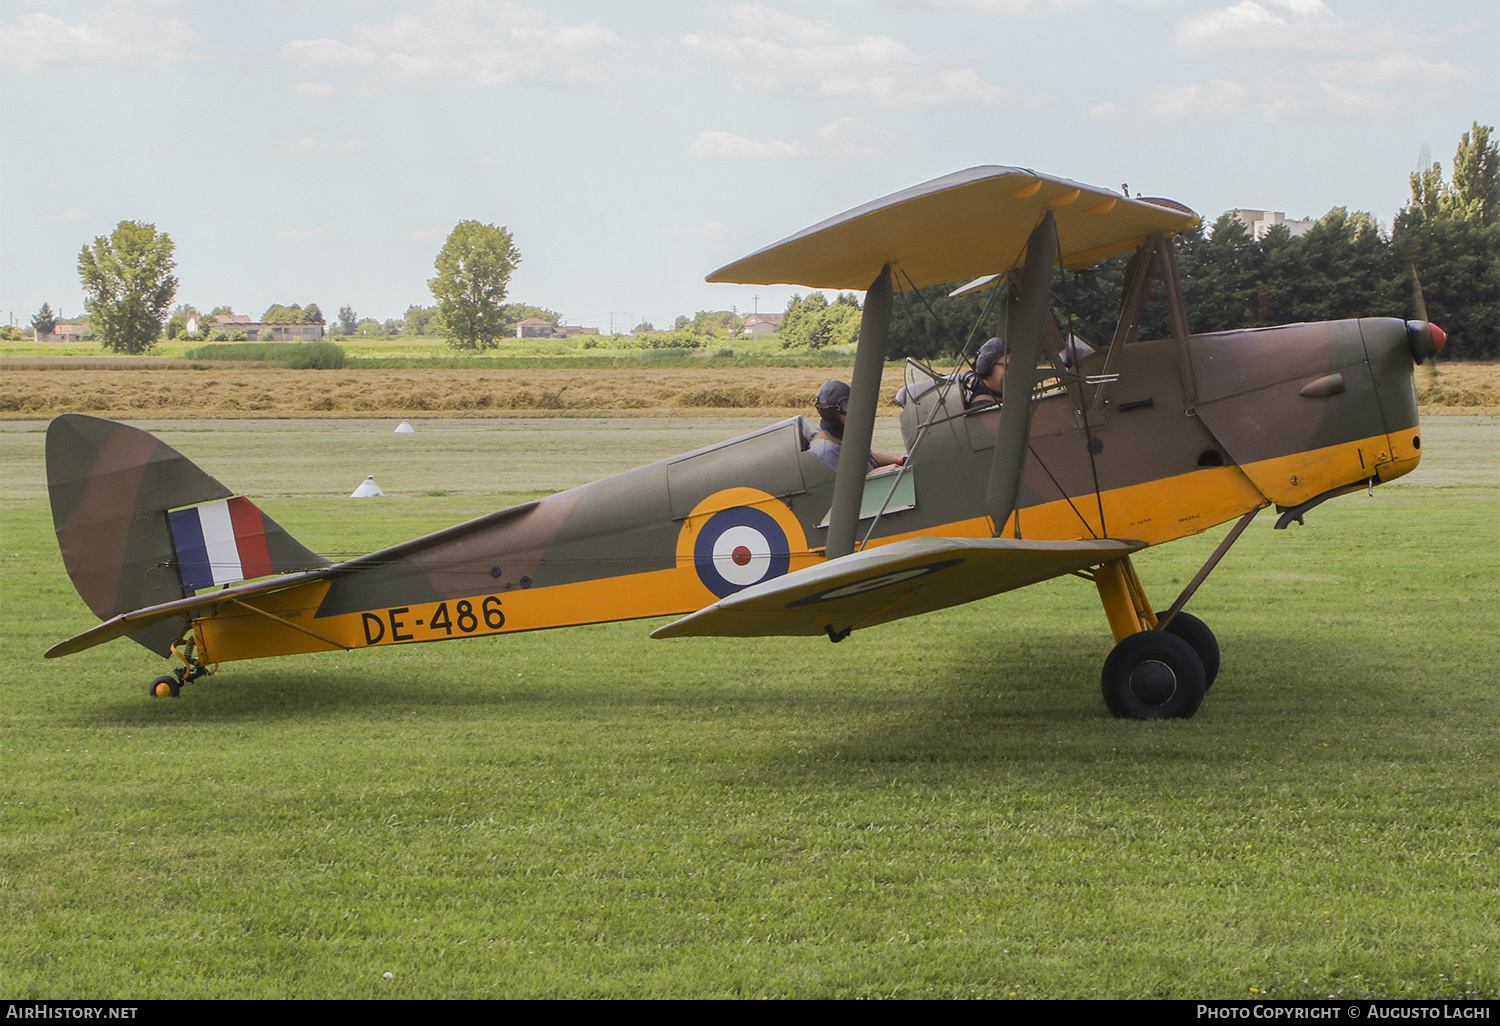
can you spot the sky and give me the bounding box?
[2,0,1496,333]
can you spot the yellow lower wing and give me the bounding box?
[651,536,1145,640]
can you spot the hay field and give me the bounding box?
[2,360,1496,418]
[0,366,910,418]
[1414,362,1500,410]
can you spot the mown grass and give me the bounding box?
[181,342,347,370]
[0,421,1495,999]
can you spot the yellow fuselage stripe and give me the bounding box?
[195,432,1413,663]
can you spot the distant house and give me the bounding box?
[37,322,88,343]
[743,312,783,336]
[189,314,323,341]
[516,318,598,339]
[516,317,556,338]
[1230,209,1314,240]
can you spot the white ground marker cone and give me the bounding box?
[395,420,415,434]
[350,476,385,497]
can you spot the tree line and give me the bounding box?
[49,217,537,354]
[872,123,1496,363]
[40,124,1495,360]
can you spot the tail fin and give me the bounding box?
[46,415,329,656]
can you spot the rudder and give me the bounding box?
[46,415,329,656]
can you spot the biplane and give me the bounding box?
[44,166,1443,718]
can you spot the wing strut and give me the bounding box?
[826,262,893,560]
[986,213,1058,533]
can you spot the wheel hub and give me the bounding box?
[1128,659,1177,706]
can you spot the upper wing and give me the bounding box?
[706,166,1199,290]
[651,535,1144,640]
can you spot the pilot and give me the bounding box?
[967,337,1009,406]
[810,380,904,472]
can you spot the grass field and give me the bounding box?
[0,416,1495,999]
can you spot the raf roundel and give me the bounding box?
[693,506,792,598]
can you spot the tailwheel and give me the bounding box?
[1101,631,1206,720]
[149,674,181,698]
[1160,612,1219,689]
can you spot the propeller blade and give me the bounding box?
[1408,266,1442,380]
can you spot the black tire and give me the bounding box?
[1101,631,1206,720]
[149,675,180,698]
[1160,612,1219,690]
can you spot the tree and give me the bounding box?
[31,302,56,337]
[403,304,441,336]
[779,292,861,350]
[1392,122,1499,359]
[428,220,520,350]
[77,220,178,354]
[1449,123,1498,226]
[685,310,745,338]
[165,303,200,339]
[337,306,358,335]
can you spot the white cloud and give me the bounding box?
[278,5,624,89]
[279,37,379,71]
[1,6,200,72]
[1106,3,1487,123]
[286,80,386,100]
[681,4,1026,107]
[690,129,805,160]
[660,220,738,238]
[276,227,326,240]
[274,136,371,155]
[40,207,91,223]
[689,118,893,160]
[1173,0,1332,50]
[1090,77,1251,120]
[878,0,1095,10]
[720,3,844,44]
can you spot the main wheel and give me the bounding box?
[149,675,180,698]
[1160,612,1219,689]
[1101,631,1206,720]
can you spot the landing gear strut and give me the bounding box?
[147,633,214,698]
[1087,526,1243,719]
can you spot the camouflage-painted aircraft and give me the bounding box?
[44,166,1444,718]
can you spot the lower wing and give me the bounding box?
[651,535,1145,640]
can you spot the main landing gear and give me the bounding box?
[1088,556,1228,720]
[147,634,214,698]
[1084,511,1258,719]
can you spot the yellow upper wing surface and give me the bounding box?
[707,166,1199,290]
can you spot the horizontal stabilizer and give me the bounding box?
[651,536,1144,640]
[46,498,546,659]
[45,569,333,659]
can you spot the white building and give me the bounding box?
[1230,209,1314,240]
